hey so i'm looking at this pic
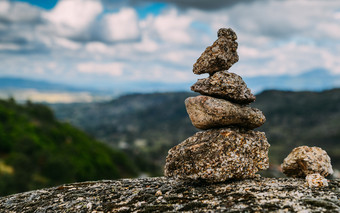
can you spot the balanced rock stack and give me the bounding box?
[164,28,270,182]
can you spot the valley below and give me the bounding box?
[50,89,340,177]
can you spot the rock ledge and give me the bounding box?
[1,177,340,212]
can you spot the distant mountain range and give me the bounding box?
[0,77,113,103]
[1,68,340,102]
[244,68,340,93]
[0,77,82,92]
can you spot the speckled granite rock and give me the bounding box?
[281,146,333,178]
[164,128,269,182]
[1,177,340,212]
[191,71,256,104]
[306,173,329,187]
[185,95,265,130]
[193,28,239,75]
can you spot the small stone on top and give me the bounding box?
[193,28,239,75]
[217,28,237,41]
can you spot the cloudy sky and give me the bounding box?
[1,0,340,91]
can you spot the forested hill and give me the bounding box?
[0,99,138,196]
[50,89,340,176]
[51,92,197,176]
[255,89,340,165]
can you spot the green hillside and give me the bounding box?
[50,89,340,176]
[0,98,138,196]
[254,89,340,166]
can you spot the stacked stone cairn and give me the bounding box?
[164,28,270,182]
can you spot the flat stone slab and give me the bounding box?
[193,28,239,75]
[164,128,269,182]
[1,177,340,212]
[185,95,265,130]
[191,71,256,104]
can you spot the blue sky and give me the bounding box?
[1,0,340,91]
[13,0,58,9]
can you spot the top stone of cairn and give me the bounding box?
[193,28,239,75]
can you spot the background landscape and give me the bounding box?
[1,0,340,196]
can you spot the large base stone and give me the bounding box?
[185,95,265,130]
[164,128,270,182]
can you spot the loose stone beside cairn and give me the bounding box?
[164,28,270,182]
[281,146,333,187]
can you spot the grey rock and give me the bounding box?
[191,71,256,104]
[193,28,239,75]
[185,95,265,130]
[281,146,333,178]
[1,177,340,212]
[164,127,269,182]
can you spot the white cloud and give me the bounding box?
[146,8,193,44]
[187,0,340,78]
[43,0,103,40]
[316,23,340,41]
[133,36,159,53]
[77,62,124,76]
[47,62,57,70]
[54,37,82,50]
[159,49,198,67]
[186,9,229,35]
[0,0,41,23]
[100,8,140,42]
[234,42,339,77]
[0,1,10,14]
[43,3,142,44]
[0,0,45,53]
[320,48,340,75]
[226,0,340,42]
[85,42,114,54]
[0,44,21,51]
[334,11,340,20]
[238,46,260,59]
[124,63,195,83]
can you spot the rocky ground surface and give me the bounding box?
[1,177,339,212]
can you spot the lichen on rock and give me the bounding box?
[164,127,270,182]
